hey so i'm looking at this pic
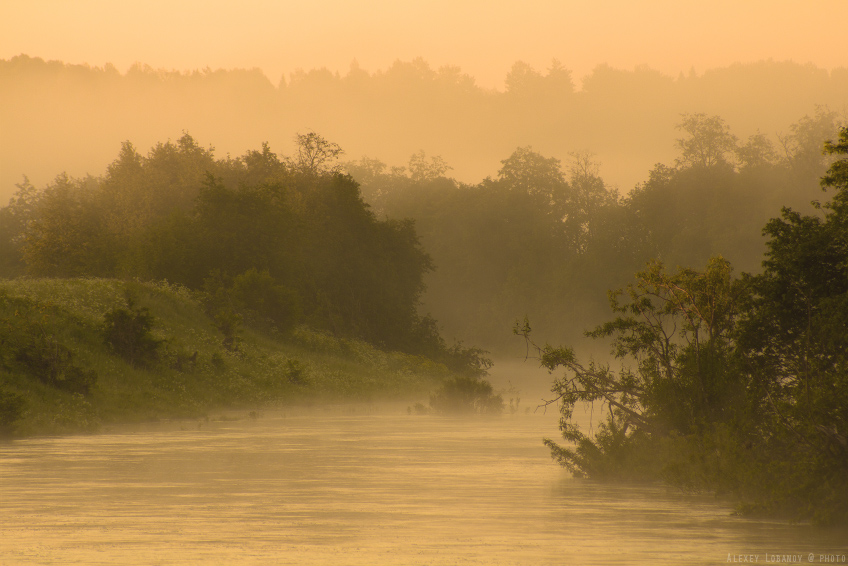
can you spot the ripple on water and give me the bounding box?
[1,407,845,565]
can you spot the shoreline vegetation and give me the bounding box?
[0,277,460,438]
[521,127,848,526]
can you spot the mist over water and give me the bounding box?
[2,364,844,565]
[2,4,848,558]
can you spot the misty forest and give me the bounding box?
[1,54,848,531]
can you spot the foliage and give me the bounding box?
[229,268,301,333]
[5,56,846,219]
[518,257,745,474]
[200,270,246,351]
[0,133,487,375]
[348,110,839,354]
[733,125,848,524]
[428,375,504,415]
[407,150,452,182]
[0,291,98,395]
[290,131,344,175]
[0,177,38,277]
[0,278,450,438]
[102,291,162,367]
[675,113,738,169]
[13,337,98,396]
[0,389,26,436]
[778,106,843,182]
[2,108,842,361]
[526,127,848,524]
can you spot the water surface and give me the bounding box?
[1,404,845,565]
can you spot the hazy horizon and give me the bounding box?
[2,0,847,91]
[3,0,847,200]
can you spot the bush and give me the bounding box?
[0,390,26,436]
[429,375,504,415]
[0,291,97,395]
[14,341,98,395]
[103,292,162,367]
[200,271,243,351]
[230,268,301,333]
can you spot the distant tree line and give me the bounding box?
[3,54,847,200]
[347,107,844,352]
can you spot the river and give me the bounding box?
[1,366,846,565]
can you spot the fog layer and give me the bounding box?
[2,55,846,202]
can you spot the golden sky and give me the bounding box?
[1,0,846,89]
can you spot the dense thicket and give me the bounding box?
[521,127,848,525]
[0,134,486,373]
[349,108,843,352]
[2,108,842,360]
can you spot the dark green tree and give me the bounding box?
[735,126,848,523]
[21,174,112,277]
[0,177,38,277]
[103,292,162,367]
[520,256,746,479]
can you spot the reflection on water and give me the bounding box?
[0,404,845,565]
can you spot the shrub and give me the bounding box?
[200,270,243,351]
[230,268,301,333]
[429,375,504,415]
[102,292,162,367]
[14,341,98,395]
[0,390,26,436]
[0,291,98,395]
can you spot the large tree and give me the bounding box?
[528,127,848,523]
[734,126,848,523]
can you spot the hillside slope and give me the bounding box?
[0,278,451,437]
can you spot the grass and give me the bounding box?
[0,278,452,437]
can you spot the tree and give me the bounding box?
[544,59,575,95]
[735,132,779,171]
[821,125,848,201]
[21,174,112,276]
[504,61,544,95]
[734,126,848,523]
[0,177,38,276]
[519,257,746,479]
[230,268,301,334]
[407,150,452,182]
[497,146,566,198]
[777,105,843,183]
[563,151,618,252]
[103,292,162,368]
[290,131,344,175]
[524,128,848,523]
[675,113,738,169]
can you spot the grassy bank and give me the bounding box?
[0,278,452,437]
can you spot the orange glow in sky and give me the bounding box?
[1,0,846,88]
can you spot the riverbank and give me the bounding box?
[0,278,452,438]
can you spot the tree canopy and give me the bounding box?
[521,127,848,524]
[0,133,487,374]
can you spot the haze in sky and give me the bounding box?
[1,0,846,89]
